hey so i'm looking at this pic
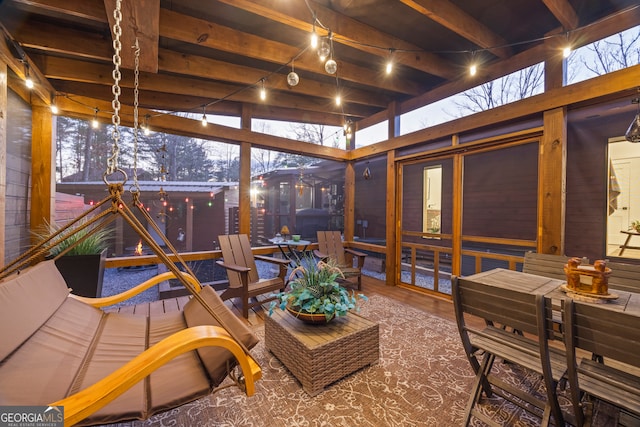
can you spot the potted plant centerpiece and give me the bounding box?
[32,219,112,298]
[269,255,367,323]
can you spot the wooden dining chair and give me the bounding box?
[563,298,640,426]
[314,231,367,290]
[217,234,289,318]
[452,276,568,426]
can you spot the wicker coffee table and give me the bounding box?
[264,310,379,396]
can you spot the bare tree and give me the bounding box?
[580,29,640,76]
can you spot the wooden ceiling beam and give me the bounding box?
[216,0,457,79]
[55,95,350,160]
[7,0,425,96]
[103,0,159,73]
[12,18,392,108]
[34,55,379,118]
[158,9,425,96]
[398,0,512,59]
[542,0,579,30]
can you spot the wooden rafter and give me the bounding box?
[216,0,457,79]
[542,0,579,30]
[398,0,512,59]
[103,0,159,73]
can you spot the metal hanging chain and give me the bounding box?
[106,0,123,179]
[131,37,141,193]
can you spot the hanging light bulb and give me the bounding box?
[318,40,330,61]
[24,65,34,89]
[310,24,318,49]
[325,58,337,74]
[385,48,395,75]
[201,107,208,127]
[335,94,341,106]
[260,79,267,101]
[344,120,352,139]
[469,64,477,76]
[287,61,299,87]
[625,97,640,143]
[562,32,572,58]
[143,114,151,135]
[91,108,99,128]
[50,103,58,115]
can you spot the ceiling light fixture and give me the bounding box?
[24,64,34,89]
[318,39,330,62]
[324,32,337,74]
[260,79,267,101]
[385,48,395,75]
[625,96,640,143]
[310,24,318,49]
[287,61,299,87]
[201,107,208,127]
[91,108,100,129]
[562,32,572,58]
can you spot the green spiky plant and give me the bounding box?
[269,255,367,322]
[31,219,111,257]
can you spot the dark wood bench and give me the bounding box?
[604,260,640,294]
[563,298,640,426]
[452,276,567,426]
[522,251,574,280]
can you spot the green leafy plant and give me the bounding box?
[269,255,367,322]
[631,220,640,233]
[31,219,111,257]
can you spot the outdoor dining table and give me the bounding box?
[268,237,312,266]
[464,268,640,316]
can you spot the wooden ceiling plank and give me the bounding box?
[399,0,512,59]
[10,0,106,23]
[7,0,425,95]
[216,0,457,79]
[158,9,424,96]
[542,0,579,30]
[13,19,391,108]
[36,55,378,118]
[103,0,159,73]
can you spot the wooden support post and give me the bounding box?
[539,107,566,255]
[451,134,463,276]
[30,104,56,240]
[0,63,6,265]
[386,101,398,286]
[344,162,355,241]
[239,105,252,236]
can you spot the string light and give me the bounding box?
[310,24,318,49]
[318,39,330,62]
[143,114,151,135]
[24,64,33,89]
[260,79,267,101]
[335,94,341,106]
[469,64,477,76]
[562,45,572,58]
[324,32,337,74]
[201,107,208,126]
[287,61,299,86]
[50,96,58,115]
[91,108,99,128]
[385,48,394,75]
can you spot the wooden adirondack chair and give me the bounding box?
[217,234,289,318]
[314,231,367,290]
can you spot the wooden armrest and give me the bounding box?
[345,248,367,258]
[216,260,251,273]
[72,271,201,308]
[50,325,261,427]
[254,255,290,265]
[313,250,328,259]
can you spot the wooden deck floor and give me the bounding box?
[226,275,459,328]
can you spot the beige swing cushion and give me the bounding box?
[0,260,258,426]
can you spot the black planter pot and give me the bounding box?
[54,249,107,298]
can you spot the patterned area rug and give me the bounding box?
[106,294,617,427]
